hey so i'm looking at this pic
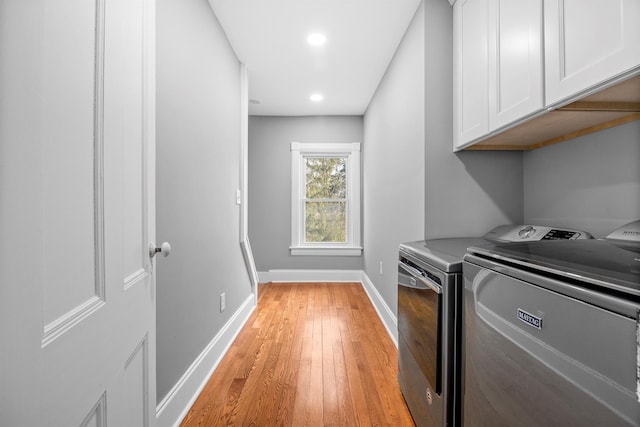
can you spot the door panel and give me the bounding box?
[42,0,105,343]
[0,0,156,425]
[80,393,107,427]
[111,337,150,427]
[120,0,148,286]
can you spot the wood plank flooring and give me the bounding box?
[180,282,415,427]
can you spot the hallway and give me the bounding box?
[180,283,415,426]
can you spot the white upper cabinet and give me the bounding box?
[454,0,640,150]
[544,0,640,106]
[488,0,544,129]
[454,0,490,148]
[454,0,543,150]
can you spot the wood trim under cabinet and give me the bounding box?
[465,75,640,151]
[530,113,640,150]
[558,101,640,112]
[467,112,640,151]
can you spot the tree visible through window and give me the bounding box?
[290,142,361,256]
[304,157,347,243]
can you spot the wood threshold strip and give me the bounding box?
[180,282,415,427]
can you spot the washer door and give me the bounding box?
[398,260,442,394]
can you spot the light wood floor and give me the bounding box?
[180,282,415,426]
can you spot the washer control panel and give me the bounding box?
[484,225,593,242]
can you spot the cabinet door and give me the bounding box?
[489,0,543,129]
[545,0,640,106]
[454,0,489,150]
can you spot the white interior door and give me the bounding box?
[0,0,157,426]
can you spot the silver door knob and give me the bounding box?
[149,242,171,258]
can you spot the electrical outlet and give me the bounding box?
[220,293,226,312]
[379,260,383,276]
[235,189,241,205]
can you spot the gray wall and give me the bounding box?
[424,0,523,239]
[156,0,251,402]
[248,115,364,271]
[524,120,640,238]
[362,2,425,317]
[423,0,639,240]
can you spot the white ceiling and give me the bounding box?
[207,0,422,116]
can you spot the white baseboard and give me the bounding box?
[360,272,398,347]
[258,269,363,283]
[155,293,256,427]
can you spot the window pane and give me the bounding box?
[305,157,346,199]
[305,201,346,243]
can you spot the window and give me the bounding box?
[290,142,361,256]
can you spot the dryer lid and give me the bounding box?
[467,239,640,296]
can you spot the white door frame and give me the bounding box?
[239,64,260,303]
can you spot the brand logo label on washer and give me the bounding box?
[518,308,542,329]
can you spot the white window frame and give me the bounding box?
[290,142,362,256]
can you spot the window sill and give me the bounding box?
[290,246,363,256]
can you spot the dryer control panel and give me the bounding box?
[484,225,593,242]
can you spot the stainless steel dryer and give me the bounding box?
[462,221,640,426]
[397,225,592,427]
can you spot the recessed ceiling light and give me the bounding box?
[307,33,327,46]
[310,93,324,102]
